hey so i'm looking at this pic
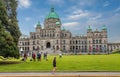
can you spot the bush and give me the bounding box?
[0,61,22,65]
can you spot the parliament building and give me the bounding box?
[18,7,120,54]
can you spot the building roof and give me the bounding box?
[87,25,92,31]
[37,21,41,27]
[102,25,107,30]
[46,6,59,19]
[62,26,66,31]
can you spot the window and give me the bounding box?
[73,41,74,44]
[96,40,98,44]
[37,40,39,44]
[70,41,71,44]
[33,46,35,50]
[76,46,78,50]
[33,41,35,45]
[63,40,65,44]
[99,40,101,44]
[76,40,78,44]
[82,41,84,44]
[93,40,95,44]
[73,46,75,50]
[89,41,91,44]
[63,46,66,50]
[56,40,58,44]
[79,40,80,44]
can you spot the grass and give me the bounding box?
[0,54,120,72]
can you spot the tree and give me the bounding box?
[0,0,21,58]
[4,0,21,44]
[0,20,19,58]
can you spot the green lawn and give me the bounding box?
[0,54,120,72]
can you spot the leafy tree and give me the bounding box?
[0,0,21,58]
[0,20,19,58]
[4,0,21,44]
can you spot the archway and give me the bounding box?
[56,46,59,50]
[46,42,51,48]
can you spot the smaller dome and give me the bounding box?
[102,25,107,30]
[56,21,60,25]
[62,27,66,31]
[87,25,92,31]
[37,21,41,26]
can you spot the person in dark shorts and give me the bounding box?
[52,57,56,74]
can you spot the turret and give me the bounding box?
[87,25,92,32]
[36,21,41,32]
[102,25,107,31]
[102,25,107,38]
[87,25,92,38]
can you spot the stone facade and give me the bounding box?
[18,7,120,54]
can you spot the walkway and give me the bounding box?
[0,72,120,77]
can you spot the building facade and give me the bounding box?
[18,7,120,54]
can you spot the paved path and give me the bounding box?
[0,72,120,77]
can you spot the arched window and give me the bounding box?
[33,41,35,45]
[96,40,98,44]
[76,40,78,44]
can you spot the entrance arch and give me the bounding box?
[46,42,51,48]
[56,46,59,50]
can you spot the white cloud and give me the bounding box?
[67,9,89,20]
[18,0,31,8]
[25,17,31,21]
[47,0,64,5]
[68,13,88,20]
[63,22,79,27]
[115,7,120,12]
[103,1,110,7]
[78,0,97,7]
[90,14,102,20]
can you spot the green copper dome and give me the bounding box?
[37,21,41,26]
[62,27,66,31]
[102,25,107,30]
[87,25,92,30]
[46,6,59,19]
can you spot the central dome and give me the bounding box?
[46,6,59,19]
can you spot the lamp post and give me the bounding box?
[20,48,23,57]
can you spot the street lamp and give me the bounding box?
[20,48,23,57]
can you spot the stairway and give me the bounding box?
[40,48,62,55]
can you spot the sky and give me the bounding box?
[17,0,120,43]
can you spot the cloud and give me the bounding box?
[78,0,97,7]
[47,0,64,5]
[103,1,110,7]
[67,9,89,20]
[115,7,120,12]
[90,14,102,20]
[25,17,31,21]
[63,22,79,27]
[18,0,31,8]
